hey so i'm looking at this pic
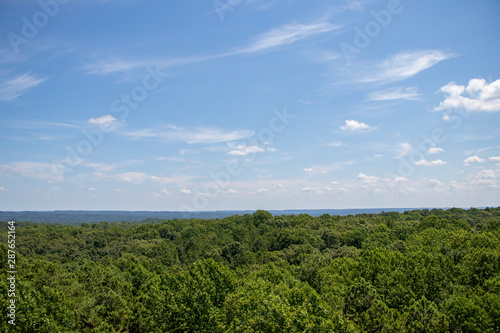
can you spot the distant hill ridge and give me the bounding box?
[0,208,436,224]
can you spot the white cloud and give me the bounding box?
[256,188,269,193]
[0,73,47,101]
[304,161,354,175]
[427,179,443,187]
[435,78,500,112]
[415,159,447,166]
[360,50,452,83]
[150,175,191,184]
[180,189,192,194]
[395,143,412,158]
[357,173,379,183]
[340,120,373,132]
[0,187,8,191]
[464,155,486,166]
[368,87,420,101]
[88,114,119,126]
[238,21,340,54]
[115,172,149,184]
[466,169,499,188]
[428,147,444,155]
[476,169,496,179]
[125,125,254,144]
[490,156,500,162]
[152,189,171,198]
[227,144,266,156]
[301,186,320,193]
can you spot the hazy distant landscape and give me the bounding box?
[1,208,418,224]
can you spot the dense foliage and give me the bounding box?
[1,207,500,332]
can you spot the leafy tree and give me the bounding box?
[224,263,344,332]
[404,297,448,333]
[252,210,273,226]
[161,259,235,332]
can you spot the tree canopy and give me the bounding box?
[1,207,499,332]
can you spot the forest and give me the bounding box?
[1,207,500,332]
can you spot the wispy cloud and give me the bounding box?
[151,175,191,184]
[236,21,340,54]
[323,141,344,147]
[84,19,340,77]
[359,50,452,83]
[435,78,500,112]
[93,171,150,184]
[1,119,80,129]
[368,86,420,101]
[304,160,354,175]
[0,162,67,183]
[83,57,198,76]
[208,0,282,17]
[115,172,149,184]
[0,73,47,101]
[83,59,147,75]
[124,124,254,144]
[83,162,119,172]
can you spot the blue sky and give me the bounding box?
[1,0,500,211]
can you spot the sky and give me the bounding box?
[0,0,500,211]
